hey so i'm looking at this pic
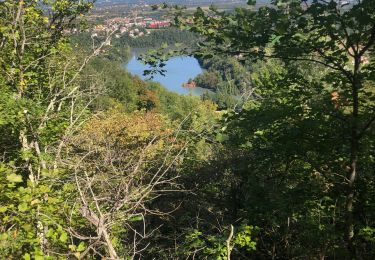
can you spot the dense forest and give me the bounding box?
[72,27,198,57]
[116,28,198,49]
[195,56,252,109]
[1,0,375,259]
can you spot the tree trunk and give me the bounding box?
[345,56,361,258]
[226,225,234,260]
[102,228,119,260]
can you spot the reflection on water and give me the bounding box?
[125,55,211,96]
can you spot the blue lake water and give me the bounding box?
[125,55,211,96]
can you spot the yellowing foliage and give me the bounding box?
[72,110,178,166]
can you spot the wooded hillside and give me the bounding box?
[0,0,374,259]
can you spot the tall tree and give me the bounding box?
[162,0,375,258]
[0,0,96,257]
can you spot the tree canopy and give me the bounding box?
[0,0,374,259]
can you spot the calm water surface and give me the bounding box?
[125,55,211,96]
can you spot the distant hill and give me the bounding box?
[96,0,251,5]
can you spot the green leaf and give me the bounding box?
[130,215,143,222]
[0,233,9,241]
[59,232,68,243]
[207,28,216,34]
[46,228,55,238]
[18,203,28,212]
[6,173,23,183]
[77,242,86,252]
[23,253,31,260]
[216,133,229,142]
[0,206,7,213]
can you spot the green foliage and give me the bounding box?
[1,0,375,259]
[141,0,375,258]
[116,27,198,49]
[84,57,140,112]
[0,0,94,258]
[185,225,257,259]
[192,55,251,109]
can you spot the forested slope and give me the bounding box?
[0,0,374,259]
